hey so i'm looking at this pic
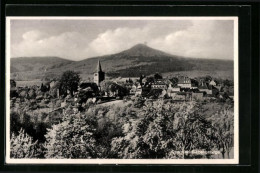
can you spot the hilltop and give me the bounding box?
[11,44,233,81]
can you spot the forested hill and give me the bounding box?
[11,56,73,73]
[11,44,233,80]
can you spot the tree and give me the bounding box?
[169,77,178,87]
[10,90,18,98]
[223,79,233,87]
[146,76,155,84]
[205,75,212,82]
[10,129,39,158]
[154,73,163,80]
[10,79,16,88]
[191,79,199,87]
[208,106,234,158]
[78,87,94,104]
[40,83,50,92]
[59,71,80,96]
[19,90,28,98]
[44,112,98,158]
[111,101,216,159]
[28,89,36,99]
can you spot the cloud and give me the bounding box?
[22,30,48,41]
[87,20,233,59]
[11,20,234,60]
[11,30,89,60]
[148,20,234,59]
[87,27,152,56]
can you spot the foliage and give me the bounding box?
[10,129,39,158]
[10,111,51,144]
[100,81,128,97]
[28,89,36,99]
[111,101,217,159]
[40,83,50,92]
[208,106,234,158]
[44,112,98,158]
[10,79,16,88]
[10,77,234,159]
[169,77,178,87]
[154,73,163,80]
[59,71,80,96]
[133,96,145,108]
[77,88,95,104]
[10,90,19,98]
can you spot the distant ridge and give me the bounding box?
[11,44,233,80]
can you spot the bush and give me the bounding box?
[10,129,39,158]
[111,101,218,159]
[44,113,98,158]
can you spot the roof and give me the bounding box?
[95,60,103,73]
[178,76,191,84]
[152,80,166,85]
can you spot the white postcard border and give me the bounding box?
[5,16,239,164]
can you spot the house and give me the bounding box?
[198,80,212,95]
[199,87,212,95]
[177,76,191,88]
[130,85,137,95]
[167,84,181,92]
[49,80,58,88]
[151,80,167,89]
[209,80,217,86]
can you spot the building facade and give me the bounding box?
[177,76,192,88]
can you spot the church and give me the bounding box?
[94,60,105,86]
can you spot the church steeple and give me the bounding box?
[96,60,103,72]
[94,60,105,86]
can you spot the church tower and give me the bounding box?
[94,60,105,86]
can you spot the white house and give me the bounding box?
[177,76,191,88]
[209,80,217,86]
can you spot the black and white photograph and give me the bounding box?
[5,17,238,164]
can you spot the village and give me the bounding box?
[10,60,234,123]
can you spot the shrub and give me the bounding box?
[111,101,217,159]
[10,129,39,158]
[44,113,98,158]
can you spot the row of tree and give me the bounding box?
[10,99,234,159]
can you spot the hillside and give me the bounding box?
[10,57,74,80]
[11,44,233,81]
[11,56,73,72]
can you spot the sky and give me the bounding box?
[10,18,235,61]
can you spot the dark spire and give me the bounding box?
[96,60,102,72]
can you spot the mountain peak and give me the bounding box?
[121,43,171,57]
[131,43,149,49]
